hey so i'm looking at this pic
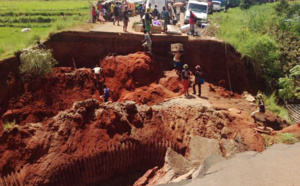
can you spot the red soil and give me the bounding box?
[0,51,289,185]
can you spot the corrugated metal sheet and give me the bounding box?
[286,104,300,123]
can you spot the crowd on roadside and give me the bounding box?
[90,0,198,35]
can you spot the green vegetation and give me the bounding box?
[263,92,291,123]
[19,49,58,80]
[278,65,300,102]
[212,1,299,104]
[0,0,89,59]
[263,132,299,147]
[3,120,16,131]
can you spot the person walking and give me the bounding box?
[142,30,152,52]
[251,94,266,123]
[113,2,120,26]
[123,6,129,32]
[145,8,152,33]
[163,6,169,33]
[193,65,204,97]
[181,64,191,96]
[189,9,197,36]
[92,64,102,87]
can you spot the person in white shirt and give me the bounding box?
[142,30,152,52]
[92,64,103,87]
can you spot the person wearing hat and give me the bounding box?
[251,94,266,123]
[181,64,191,96]
[193,65,204,97]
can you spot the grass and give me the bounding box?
[211,3,277,57]
[263,132,299,147]
[263,92,292,123]
[0,0,90,60]
[3,120,16,131]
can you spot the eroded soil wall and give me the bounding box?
[46,32,260,93]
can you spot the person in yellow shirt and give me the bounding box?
[148,3,153,13]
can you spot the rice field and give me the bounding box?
[0,0,90,60]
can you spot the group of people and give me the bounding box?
[91,1,132,32]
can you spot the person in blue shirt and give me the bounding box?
[103,84,112,102]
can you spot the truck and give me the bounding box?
[212,0,227,11]
[184,0,208,25]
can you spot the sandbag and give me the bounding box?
[167,25,182,35]
[180,24,190,33]
[171,43,183,52]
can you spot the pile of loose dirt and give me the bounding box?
[101,52,183,104]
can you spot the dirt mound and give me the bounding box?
[2,67,97,125]
[101,52,183,105]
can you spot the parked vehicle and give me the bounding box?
[212,1,223,11]
[184,0,208,25]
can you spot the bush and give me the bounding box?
[275,0,289,14]
[19,49,58,81]
[249,35,280,88]
[278,65,300,102]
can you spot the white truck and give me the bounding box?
[184,0,208,25]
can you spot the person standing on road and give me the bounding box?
[123,6,130,32]
[182,64,191,96]
[142,30,152,52]
[92,64,102,87]
[145,8,152,33]
[193,65,204,97]
[163,6,169,33]
[189,9,197,36]
[92,6,97,23]
[113,2,120,26]
[153,5,159,19]
[148,3,153,13]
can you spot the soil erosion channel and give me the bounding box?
[0,32,277,185]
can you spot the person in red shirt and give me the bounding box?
[189,9,197,36]
[92,6,97,23]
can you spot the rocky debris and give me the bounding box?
[0,97,266,184]
[186,136,222,164]
[72,99,99,110]
[254,111,289,130]
[242,91,255,102]
[228,108,242,115]
[208,84,241,99]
